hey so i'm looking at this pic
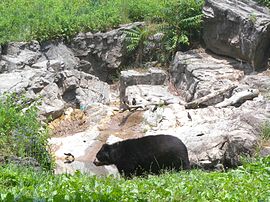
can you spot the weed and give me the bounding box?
[0,92,53,170]
[261,121,270,141]
[249,12,257,23]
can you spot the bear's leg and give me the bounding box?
[116,163,136,178]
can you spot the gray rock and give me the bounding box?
[4,41,40,55]
[241,73,270,95]
[203,0,270,70]
[143,96,270,169]
[119,68,167,107]
[39,83,65,119]
[0,41,42,71]
[39,41,79,70]
[170,49,248,105]
[55,70,110,108]
[0,60,7,73]
[0,69,38,94]
[32,59,63,72]
[0,68,110,119]
[125,85,180,106]
[70,22,143,82]
[260,146,270,157]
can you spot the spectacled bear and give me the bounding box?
[93,135,190,178]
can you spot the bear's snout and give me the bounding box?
[93,158,102,166]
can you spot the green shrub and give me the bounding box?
[125,0,166,22]
[124,0,204,65]
[255,0,270,8]
[159,0,203,62]
[124,23,158,65]
[0,92,53,170]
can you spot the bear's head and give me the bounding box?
[93,143,113,166]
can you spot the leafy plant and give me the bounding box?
[0,92,53,170]
[0,156,270,201]
[124,0,204,66]
[159,0,204,62]
[249,12,257,23]
[124,23,158,65]
[0,0,169,45]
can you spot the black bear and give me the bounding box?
[93,135,190,178]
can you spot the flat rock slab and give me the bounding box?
[171,49,246,105]
[125,85,180,106]
[119,68,167,107]
[203,0,270,70]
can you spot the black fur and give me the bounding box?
[94,135,190,178]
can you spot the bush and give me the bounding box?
[158,0,203,62]
[124,0,204,65]
[0,92,53,170]
[255,0,270,8]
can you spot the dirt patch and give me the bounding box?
[98,110,145,143]
[49,108,89,137]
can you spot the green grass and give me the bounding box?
[0,0,170,45]
[0,0,269,46]
[0,156,270,201]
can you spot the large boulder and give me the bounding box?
[0,40,80,72]
[119,68,167,107]
[0,41,42,71]
[143,97,270,169]
[38,41,79,70]
[203,0,270,70]
[125,85,181,107]
[170,49,248,105]
[70,22,143,82]
[0,68,110,119]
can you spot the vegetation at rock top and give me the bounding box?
[0,0,268,46]
[0,156,270,201]
[0,0,204,45]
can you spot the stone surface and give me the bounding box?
[241,72,270,95]
[170,49,249,105]
[49,103,119,176]
[1,41,42,71]
[0,22,148,84]
[143,96,270,169]
[0,68,110,119]
[119,68,167,107]
[125,85,180,106]
[70,22,143,82]
[203,0,270,70]
[39,41,79,70]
